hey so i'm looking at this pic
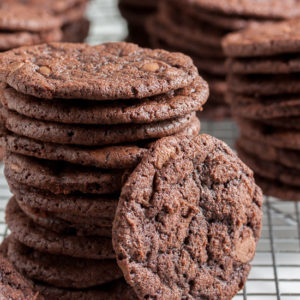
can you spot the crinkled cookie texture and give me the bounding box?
[113,134,263,300]
[0,250,41,300]
[0,42,198,100]
[185,0,300,18]
[0,78,208,124]
[223,19,300,57]
[0,1,62,32]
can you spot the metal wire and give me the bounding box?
[0,1,299,299]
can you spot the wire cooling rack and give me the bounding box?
[0,1,299,299]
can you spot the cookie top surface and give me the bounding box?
[113,134,263,299]
[0,1,62,32]
[223,19,300,57]
[185,0,300,19]
[1,77,208,124]
[0,42,198,100]
[0,253,40,300]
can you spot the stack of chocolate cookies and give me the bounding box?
[223,19,300,201]
[119,0,158,47]
[147,0,300,120]
[0,42,208,298]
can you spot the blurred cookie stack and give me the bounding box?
[223,19,300,201]
[26,0,90,43]
[0,42,208,298]
[147,0,300,120]
[119,0,158,47]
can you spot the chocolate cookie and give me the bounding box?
[158,2,224,49]
[0,146,4,160]
[0,42,198,100]
[237,118,300,150]
[0,1,62,32]
[8,238,122,289]
[262,116,300,129]
[0,251,40,300]
[198,101,231,120]
[2,108,195,146]
[6,198,115,260]
[4,152,125,195]
[57,1,87,25]
[147,16,225,59]
[24,0,87,15]
[226,93,300,120]
[255,175,300,201]
[34,278,137,300]
[113,134,263,299]
[226,55,300,74]
[0,78,208,124]
[0,30,62,52]
[17,199,113,237]
[62,18,90,43]
[223,19,300,57]
[194,57,226,76]
[3,116,200,169]
[185,4,260,31]
[10,181,118,219]
[227,74,300,96]
[237,146,300,187]
[237,137,300,170]
[3,133,147,169]
[187,0,300,19]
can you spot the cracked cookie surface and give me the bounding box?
[113,134,263,299]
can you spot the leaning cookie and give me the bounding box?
[113,134,263,299]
